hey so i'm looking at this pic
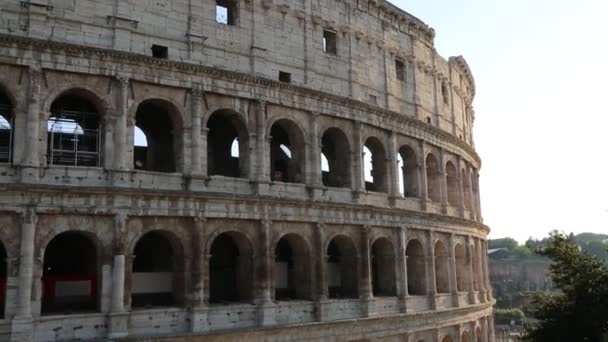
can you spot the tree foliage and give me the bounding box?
[525,233,608,341]
[489,237,519,250]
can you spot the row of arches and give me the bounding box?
[1,228,485,316]
[0,88,480,210]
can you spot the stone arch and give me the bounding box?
[326,234,359,299]
[441,336,454,342]
[406,238,426,295]
[131,230,186,308]
[371,236,396,297]
[475,326,482,342]
[434,240,449,293]
[0,240,6,318]
[208,231,254,304]
[41,231,100,315]
[398,145,418,197]
[206,108,250,178]
[274,233,312,300]
[426,153,441,202]
[47,89,106,167]
[363,137,388,192]
[461,330,470,342]
[321,127,351,188]
[269,118,307,183]
[455,243,467,292]
[133,99,184,173]
[0,87,14,164]
[446,161,459,206]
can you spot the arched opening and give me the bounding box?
[455,244,467,292]
[371,237,396,297]
[48,93,101,167]
[132,231,179,308]
[321,128,351,188]
[441,336,453,342]
[434,241,449,293]
[209,232,253,304]
[207,109,249,178]
[134,100,181,172]
[326,235,358,299]
[426,154,440,202]
[363,137,387,192]
[42,232,98,315]
[270,119,306,183]
[406,239,426,295]
[446,161,459,206]
[461,331,470,342]
[0,242,6,318]
[398,145,418,197]
[462,168,471,209]
[274,234,312,301]
[0,91,13,164]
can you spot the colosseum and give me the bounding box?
[0,0,494,341]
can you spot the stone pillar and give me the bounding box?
[255,101,270,184]
[190,215,208,332]
[448,234,459,307]
[257,219,275,326]
[457,156,465,217]
[482,240,492,301]
[475,171,482,221]
[388,131,400,204]
[426,230,437,309]
[466,236,476,304]
[419,141,428,211]
[467,167,476,219]
[23,68,41,168]
[309,112,321,188]
[11,209,36,342]
[315,223,328,321]
[113,76,129,170]
[489,315,496,342]
[352,121,364,197]
[360,225,373,316]
[397,227,408,312]
[107,213,129,339]
[190,86,204,176]
[110,255,125,313]
[439,149,448,212]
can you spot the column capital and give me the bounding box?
[115,76,130,88]
[191,84,204,101]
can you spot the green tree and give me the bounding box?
[489,237,518,250]
[525,233,608,341]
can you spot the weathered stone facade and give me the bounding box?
[0,0,494,341]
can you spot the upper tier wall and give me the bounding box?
[0,0,477,145]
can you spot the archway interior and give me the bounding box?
[399,146,418,197]
[371,238,396,297]
[134,101,176,172]
[270,120,304,183]
[48,95,101,167]
[0,92,12,163]
[455,244,467,292]
[442,337,454,342]
[132,232,175,308]
[461,331,470,342]
[426,154,441,202]
[274,235,311,301]
[327,236,358,299]
[321,128,350,188]
[209,232,252,304]
[363,138,387,192]
[406,239,426,295]
[207,111,244,177]
[0,242,6,318]
[42,232,98,315]
[446,162,458,206]
[434,241,450,293]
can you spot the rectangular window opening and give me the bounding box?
[395,59,405,81]
[278,71,291,83]
[151,45,168,59]
[369,94,377,105]
[216,0,236,25]
[323,30,337,55]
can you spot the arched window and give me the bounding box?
[0,242,6,318]
[434,241,449,294]
[426,154,441,202]
[398,145,418,197]
[274,234,312,301]
[455,243,466,292]
[207,110,249,178]
[446,161,459,206]
[48,94,101,167]
[134,100,181,172]
[371,238,396,297]
[209,232,253,304]
[461,331,470,342]
[327,236,358,299]
[363,137,387,192]
[132,231,182,308]
[406,239,426,295]
[0,91,13,164]
[42,232,98,315]
[270,120,306,183]
[321,128,351,188]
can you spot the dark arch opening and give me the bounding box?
[134,100,180,173]
[132,231,177,308]
[446,161,459,206]
[209,232,253,304]
[274,234,312,301]
[434,241,449,294]
[48,93,101,167]
[327,236,358,299]
[442,337,454,342]
[0,242,6,318]
[270,119,306,183]
[42,232,98,315]
[207,110,249,178]
[398,145,418,197]
[406,239,426,295]
[461,331,470,342]
[363,137,387,192]
[426,154,441,202]
[455,243,467,292]
[0,91,13,164]
[371,238,396,297]
[321,128,351,188]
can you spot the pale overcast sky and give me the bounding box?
[393,0,608,242]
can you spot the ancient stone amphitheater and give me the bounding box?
[0,0,494,341]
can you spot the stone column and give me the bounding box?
[397,227,408,312]
[309,112,321,188]
[113,76,129,170]
[439,149,448,213]
[256,101,270,183]
[111,255,125,313]
[315,223,328,321]
[475,171,482,221]
[465,236,476,304]
[190,215,208,332]
[16,209,35,317]
[24,68,41,168]
[352,121,364,197]
[419,141,428,211]
[457,156,465,217]
[489,315,496,342]
[448,234,459,307]
[108,213,129,339]
[426,230,437,309]
[190,85,204,176]
[257,219,275,326]
[467,167,476,218]
[482,240,492,301]
[360,225,373,316]
[388,131,400,204]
